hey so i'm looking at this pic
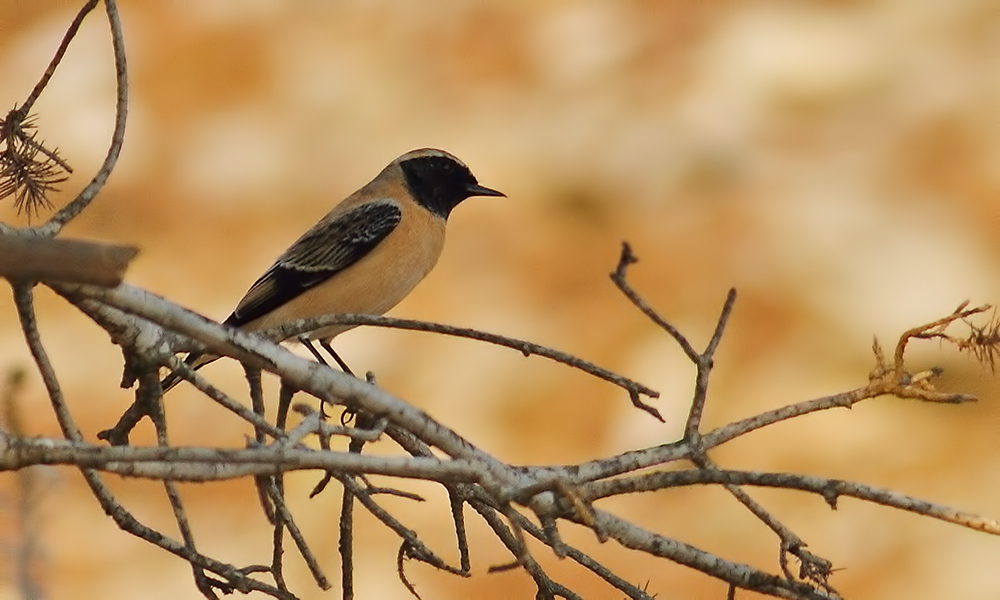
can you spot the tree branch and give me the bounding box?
[0,234,137,285]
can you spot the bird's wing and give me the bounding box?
[224,200,403,327]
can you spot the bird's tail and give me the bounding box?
[161,352,219,392]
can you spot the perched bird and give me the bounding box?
[161,148,504,391]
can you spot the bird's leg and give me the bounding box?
[297,336,335,418]
[300,338,357,419]
[319,340,355,377]
[317,340,359,427]
[298,336,329,366]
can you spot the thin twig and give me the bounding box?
[265,481,329,590]
[581,468,1000,536]
[610,242,737,432]
[611,242,699,362]
[18,0,101,115]
[246,366,277,525]
[144,367,224,600]
[339,476,355,600]
[448,490,471,574]
[339,475,466,576]
[397,542,424,600]
[268,313,661,420]
[93,350,288,445]
[12,283,83,439]
[690,455,832,593]
[685,288,737,439]
[270,515,288,594]
[469,499,583,600]
[40,0,129,235]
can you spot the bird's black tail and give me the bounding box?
[161,352,218,392]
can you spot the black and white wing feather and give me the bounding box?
[224,200,402,327]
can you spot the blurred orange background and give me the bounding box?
[2,1,1000,599]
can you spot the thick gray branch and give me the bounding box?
[0,234,137,286]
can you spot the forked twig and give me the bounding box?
[610,242,735,431]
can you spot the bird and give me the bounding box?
[161,148,504,391]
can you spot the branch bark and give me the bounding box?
[0,234,138,286]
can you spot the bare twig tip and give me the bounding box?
[630,389,664,422]
[611,241,638,282]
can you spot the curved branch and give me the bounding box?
[39,0,128,235]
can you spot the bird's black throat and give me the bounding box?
[400,155,491,219]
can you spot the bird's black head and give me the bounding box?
[397,149,504,219]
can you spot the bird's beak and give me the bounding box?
[466,183,506,198]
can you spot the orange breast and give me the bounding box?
[242,202,446,341]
